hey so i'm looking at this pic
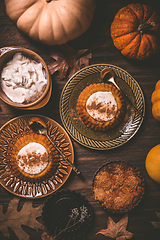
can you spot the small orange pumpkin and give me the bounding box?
[145,144,160,184]
[151,80,160,121]
[110,3,160,60]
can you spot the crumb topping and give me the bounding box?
[93,162,144,212]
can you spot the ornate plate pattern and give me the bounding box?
[0,115,74,198]
[60,64,145,150]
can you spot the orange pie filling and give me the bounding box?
[77,83,125,131]
[8,133,60,182]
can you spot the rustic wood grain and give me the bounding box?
[0,0,160,239]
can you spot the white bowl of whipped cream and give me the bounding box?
[0,46,51,109]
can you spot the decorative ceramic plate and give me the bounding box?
[0,115,74,198]
[42,189,94,240]
[60,64,145,150]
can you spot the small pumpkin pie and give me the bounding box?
[93,161,145,213]
[8,133,60,182]
[76,83,125,131]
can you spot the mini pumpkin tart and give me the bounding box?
[8,133,60,182]
[76,83,125,131]
[93,161,145,213]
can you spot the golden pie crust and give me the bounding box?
[8,133,60,182]
[93,161,145,213]
[76,83,125,131]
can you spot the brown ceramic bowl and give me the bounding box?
[42,189,94,240]
[0,46,52,109]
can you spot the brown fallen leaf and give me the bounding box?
[0,197,44,240]
[96,214,133,240]
[41,230,53,240]
[48,44,92,80]
[151,212,160,228]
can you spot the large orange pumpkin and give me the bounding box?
[110,3,160,60]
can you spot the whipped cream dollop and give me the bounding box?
[1,52,47,103]
[17,142,49,175]
[86,91,118,121]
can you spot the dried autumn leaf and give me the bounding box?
[151,212,160,228]
[0,197,44,240]
[48,44,92,80]
[96,214,133,240]
[41,230,54,240]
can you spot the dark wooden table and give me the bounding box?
[1,0,160,239]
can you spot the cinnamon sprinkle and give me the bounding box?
[17,151,48,170]
[87,100,117,119]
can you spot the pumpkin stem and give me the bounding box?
[138,21,155,33]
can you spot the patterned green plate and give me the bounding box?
[59,64,145,150]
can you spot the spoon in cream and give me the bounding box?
[100,68,144,118]
[29,117,81,175]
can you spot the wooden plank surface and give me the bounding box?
[0,0,160,239]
